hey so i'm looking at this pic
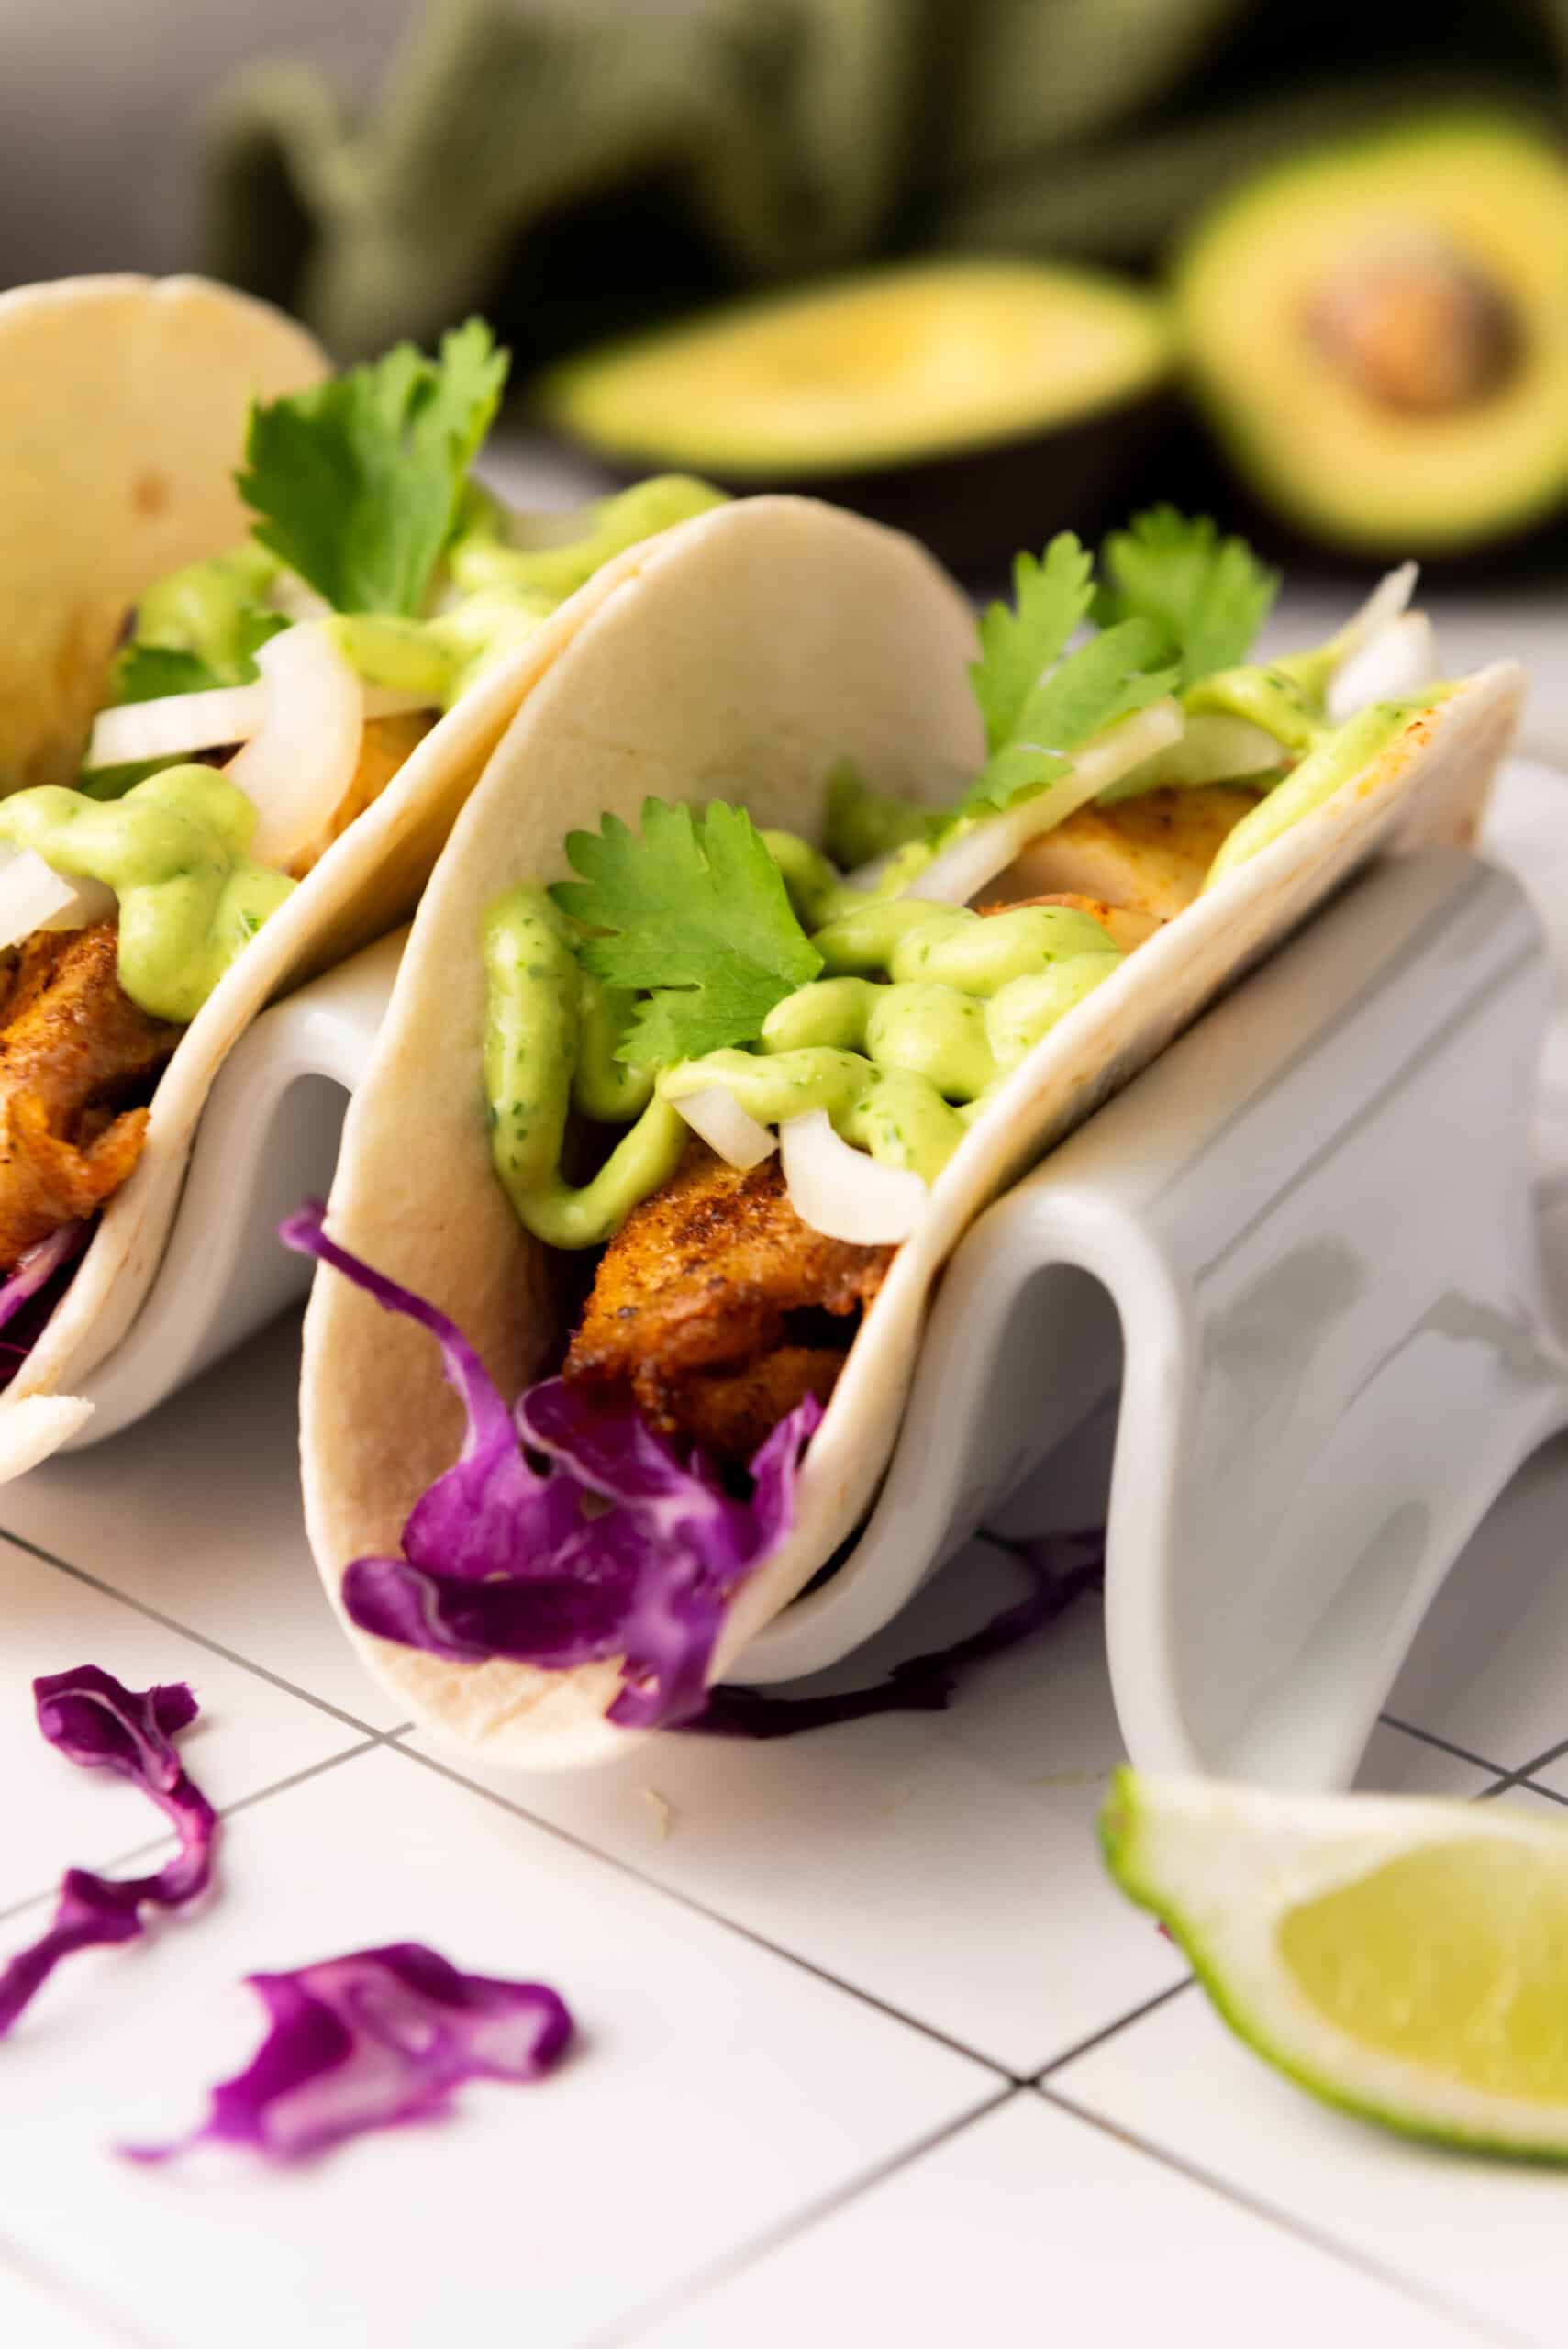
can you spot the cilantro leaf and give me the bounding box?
[551,799,822,1066]
[238,318,509,618]
[114,646,226,704]
[970,535,1095,757]
[112,608,287,705]
[958,617,1178,818]
[1093,507,1279,689]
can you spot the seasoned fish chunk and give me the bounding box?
[564,1141,889,1456]
[995,785,1262,919]
[0,923,181,1268]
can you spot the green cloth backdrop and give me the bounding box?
[201,0,1568,364]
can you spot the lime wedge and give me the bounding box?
[1100,1768,1568,2159]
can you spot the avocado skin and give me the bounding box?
[547,389,1176,575]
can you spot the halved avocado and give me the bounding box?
[1173,116,1568,557]
[533,259,1173,569]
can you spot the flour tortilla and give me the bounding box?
[0,274,722,1476]
[297,494,1524,1766]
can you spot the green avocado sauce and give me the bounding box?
[483,890,687,1250]
[109,475,728,736]
[0,767,295,1022]
[128,542,282,681]
[1204,690,1454,888]
[482,847,1123,1243]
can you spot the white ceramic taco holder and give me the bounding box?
[52,761,1568,1791]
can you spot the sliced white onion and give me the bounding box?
[1327,610,1439,723]
[671,1084,777,1170]
[87,680,268,770]
[0,847,116,951]
[84,663,434,772]
[224,624,365,870]
[907,698,1183,907]
[781,1109,928,1244]
[1332,562,1418,667]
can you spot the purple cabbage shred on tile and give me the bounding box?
[0,1665,217,2035]
[681,1528,1106,1738]
[126,1943,573,2165]
[281,1201,817,1728]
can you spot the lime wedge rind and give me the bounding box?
[1100,1768,1568,2164]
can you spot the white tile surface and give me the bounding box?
[635,2091,1491,2349]
[410,1542,1186,2076]
[0,1533,367,1909]
[0,1313,406,1731]
[0,2261,128,2349]
[1378,1432,1568,1775]
[0,1744,994,2349]
[1053,1793,1568,2349]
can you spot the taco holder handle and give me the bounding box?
[741,845,1568,1789]
[66,848,1568,1792]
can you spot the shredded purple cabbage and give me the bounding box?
[682,1529,1105,1737]
[281,1202,817,1729]
[127,1943,573,2164]
[0,1666,217,2034]
[0,1220,87,1378]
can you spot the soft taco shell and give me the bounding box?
[0,276,727,1475]
[297,493,1524,1765]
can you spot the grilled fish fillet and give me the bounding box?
[564,1141,890,1458]
[0,923,181,1269]
[996,785,1262,919]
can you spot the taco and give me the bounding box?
[291,497,1523,1766]
[0,273,725,1475]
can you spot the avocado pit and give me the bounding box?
[1308,231,1521,414]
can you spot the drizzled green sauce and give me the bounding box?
[0,767,295,1022]
[484,850,1122,1241]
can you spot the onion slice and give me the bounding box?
[907,699,1183,907]
[1327,610,1438,723]
[224,625,366,870]
[1333,562,1418,667]
[781,1110,928,1244]
[671,1085,777,1170]
[87,682,269,771]
[0,848,116,951]
[85,667,434,772]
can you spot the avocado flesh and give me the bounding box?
[1174,116,1568,556]
[535,258,1172,479]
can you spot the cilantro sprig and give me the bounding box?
[955,534,1179,818]
[551,799,822,1066]
[237,318,509,618]
[1093,507,1278,690]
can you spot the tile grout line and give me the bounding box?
[1036,2082,1524,2349]
[0,1524,394,1739]
[0,1733,392,1930]
[1031,1976,1195,2083]
[0,2222,165,2349]
[1375,1712,1515,1778]
[1487,1771,1568,1809]
[1492,1723,1568,1787]
[586,2085,1020,2348]
[391,1739,1021,2082]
